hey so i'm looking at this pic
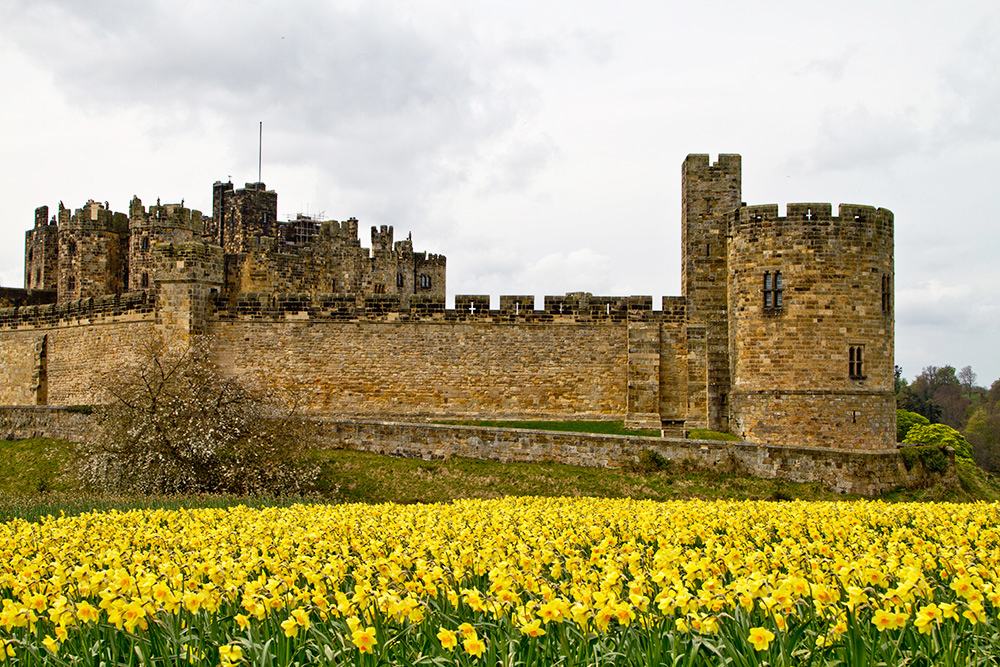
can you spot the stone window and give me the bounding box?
[396,273,404,288]
[67,239,76,257]
[141,236,150,252]
[849,345,865,380]
[763,271,783,310]
[141,272,149,288]
[373,283,385,295]
[420,274,432,289]
[881,274,891,313]
[67,276,75,292]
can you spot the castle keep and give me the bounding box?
[1,155,896,452]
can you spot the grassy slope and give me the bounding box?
[2,437,999,522]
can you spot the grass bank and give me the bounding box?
[2,436,999,522]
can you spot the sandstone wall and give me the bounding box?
[0,406,92,442]
[209,319,629,420]
[0,309,155,405]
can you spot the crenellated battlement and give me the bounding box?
[129,196,206,233]
[216,291,686,324]
[682,153,741,175]
[0,291,154,330]
[733,203,893,237]
[371,225,393,253]
[61,200,129,233]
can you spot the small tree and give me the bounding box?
[79,337,318,495]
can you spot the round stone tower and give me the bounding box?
[727,202,895,450]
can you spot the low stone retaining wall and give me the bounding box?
[316,420,941,496]
[0,407,948,496]
[0,406,93,442]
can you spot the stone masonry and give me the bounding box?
[0,154,896,461]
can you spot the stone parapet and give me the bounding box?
[217,292,687,325]
[0,292,154,329]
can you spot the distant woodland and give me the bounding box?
[896,364,1000,471]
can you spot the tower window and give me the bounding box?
[397,273,404,288]
[881,274,891,313]
[849,346,865,379]
[420,274,432,289]
[141,236,150,252]
[373,284,385,295]
[67,276,75,292]
[141,272,149,288]
[763,271,783,310]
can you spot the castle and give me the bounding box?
[0,154,896,452]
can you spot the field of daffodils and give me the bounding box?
[1,497,998,666]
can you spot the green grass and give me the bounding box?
[0,437,78,494]
[687,428,741,441]
[431,419,662,437]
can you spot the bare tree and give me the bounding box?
[79,337,318,495]
[958,365,978,401]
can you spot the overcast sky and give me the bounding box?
[1,0,997,384]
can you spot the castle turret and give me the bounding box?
[211,181,277,254]
[153,241,224,348]
[727,202,895,450]
[128,196,205,291]
[25,206,58,293]
[681,154,741,432]
[57,200,129,302]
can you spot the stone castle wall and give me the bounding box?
[0,315,156,405]
[1,153,898,468]
[210,314,631,420]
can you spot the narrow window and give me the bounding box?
[420,274,431,289]
[849,346,865,379]
[67,276,76,292]
[141,272,149,288]
[763,271,783,311]
[67,239,77,257]
[881,274,891,313]
[396,273,404,288]
[374,283,385,295]
[141,236,150,252]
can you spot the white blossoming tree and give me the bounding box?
[80,337,318,495]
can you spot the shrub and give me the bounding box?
[78,337,318,495]
[903,423,973,462]
[627,449,671,473]
[900,445,950,475]
[896,408,930,442]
